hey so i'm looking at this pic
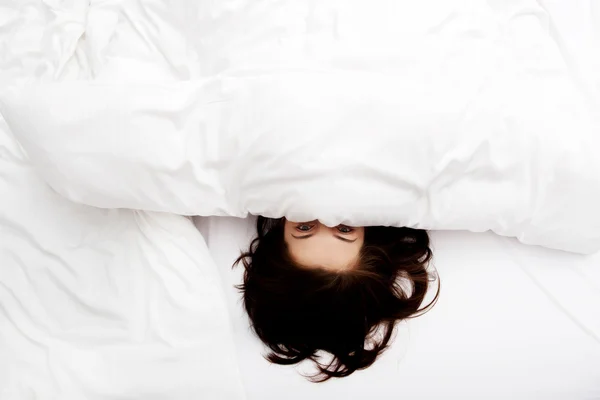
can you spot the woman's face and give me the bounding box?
[283,220,365,271]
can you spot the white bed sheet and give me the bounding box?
[0,120,245,400]
[196,215,600,400]
[0,2,245,398]
[537,0,600,109]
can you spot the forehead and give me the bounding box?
[284,226,362,271]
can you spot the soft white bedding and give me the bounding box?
[0,121,245,400]
[197,215,600,400]
[0,0,599,399]
[0,2,244,399]
[3,0,600,254]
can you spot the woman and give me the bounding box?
[234,217,439,382]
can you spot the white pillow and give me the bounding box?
[2,0,600,254]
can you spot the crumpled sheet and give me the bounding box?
[0,1,245,399]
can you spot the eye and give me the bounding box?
[296,223,315,232]
[337,225,354,234]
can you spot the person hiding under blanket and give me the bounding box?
[233,217,440,382]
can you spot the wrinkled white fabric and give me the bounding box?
[0,0,599,398]
[0,1,245,399]
[2,0,599,254]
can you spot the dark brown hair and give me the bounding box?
[234,217,439,382]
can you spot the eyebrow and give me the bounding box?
[291,234,357,243]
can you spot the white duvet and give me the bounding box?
[2,0,600,254]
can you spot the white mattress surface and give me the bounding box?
[197,216,600,400]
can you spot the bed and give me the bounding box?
[1,0,599,399]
